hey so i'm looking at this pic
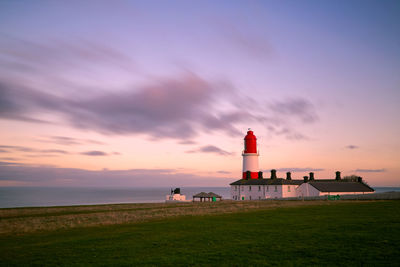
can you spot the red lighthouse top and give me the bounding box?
[244,129,257,153]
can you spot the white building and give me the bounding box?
[296,172,375,197]
[230,130,374,200]
[230,170,374,200]
[231,170,302,200]
[166,188,186,202]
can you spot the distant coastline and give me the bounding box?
[0,186,399,209]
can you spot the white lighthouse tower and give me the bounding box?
[242,128,260,179]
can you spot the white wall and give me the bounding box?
[231,184,285,200]
[296,183,320,197]
[264,184,283,199]
[232,183,374,200]
[282,185,300,198]
[242,153,259,173]
[166,194,186,201]
[231,185,239,200]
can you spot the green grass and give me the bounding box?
[0,201,399,266]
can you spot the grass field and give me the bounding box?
[0,200,399,266]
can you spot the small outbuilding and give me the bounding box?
[193,192,222,202]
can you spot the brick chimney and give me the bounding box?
[335,171,341,180]
[309,172,314,180]
[286,172,292,180]
[271,169,277,179]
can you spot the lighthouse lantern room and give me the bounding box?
[242,129,260,179]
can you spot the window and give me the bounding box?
[259,196,261,200]
[250,196,252,200]
[233,196,235,199]
[266,186,269,192]
[235,186,237,191]
[274,186,277,192]
[249,186,251,191]
[258,186,261,191]
[288,186,291,192]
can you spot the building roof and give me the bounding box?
[230,178,375,193]
[193,192,209,197]
[230,178,303,186]
[309,181,374,192]
[207,192,222,198]
[193,192,222,198]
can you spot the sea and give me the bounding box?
[0,186,399,208]
[0,187,231,208]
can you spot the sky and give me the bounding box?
[0,0,399,187]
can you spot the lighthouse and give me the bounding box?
[231,128,375,200]
[242,128,260,179]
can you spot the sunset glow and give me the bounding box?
[0,0,399,187]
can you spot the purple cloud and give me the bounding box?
[346,145,359,149]
[36,136,105,146]
[217,170,231,174]
[355,169,386,173]
[40,149,69,154]
[0,157,20,161]
[186,145,233,156]
[81,151,108,156]
[0,145,68,154]
[178,140,197,145]
[270,98,318,123]
[0,38,319,142]
[0,37,135,75]
[0,71,248,140]
[270,127,310,141]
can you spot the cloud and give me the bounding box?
[0,72,240,139]
[0,145,118,157]
[0,149,8,153]
[186,145,233,156]
[269,127,310,141]
[0,145,69,154]
[178,140,197,145]
[346,145,359,149]
[80,151,108,156]
[0,37,135,75]
[37,136,105,146]
[0,161,232,187]
[269,98,318,123]
[217,170,231,174]
[355,169,386,173]
[0,37,319,143]
[40,149,69,154]
[0,145,36,153]
[0,157,20,161]
[0,161,23,166]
